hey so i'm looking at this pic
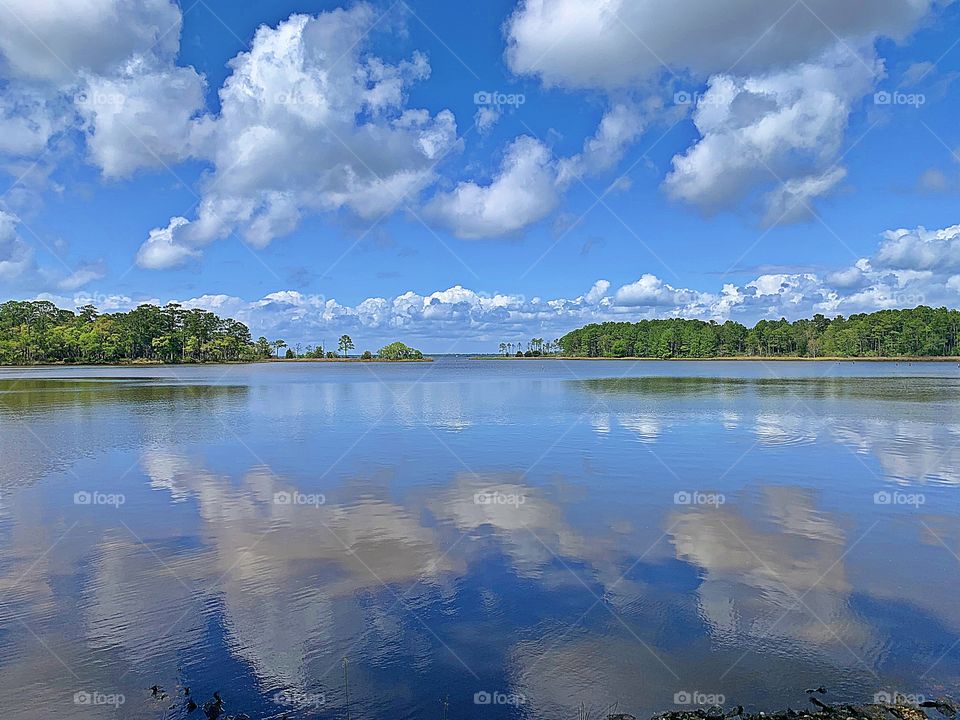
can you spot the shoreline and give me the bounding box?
[0,358,434,368]
[472,355,960,363]
[264,357,433,363]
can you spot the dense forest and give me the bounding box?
[0,300,427,365]
[0,300,266,364]
[558,307,960,358]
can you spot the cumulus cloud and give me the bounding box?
[431,98,663,238]
[506,0,939,222]
[505,0,933,89]
[0,0,207,181]
[664,46,877,219]
[425,136,559,238]
[583,279,610,304]
[30,219,960,346]
[135,216,198,270]
[0,0,183,83]
[77,62,208,177]
[825,259,871,290]
[556,101,654,186]
[876,224,960,272]
[429,98,663,239]
[614,273,702,308]
[0,88,65,158]
[134,6,459,265]
[0,2,462,259]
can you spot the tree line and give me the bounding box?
[557,307,960,358]
[0,301,427,365]
[498,338,563,356]
[0,300,263,364]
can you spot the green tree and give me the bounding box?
[338,334,354,358]
[378,341,423,360]
[255,337,272,358]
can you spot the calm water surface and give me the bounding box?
[1,359,959,719]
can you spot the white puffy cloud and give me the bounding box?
[583,279,610,304]
[1,2,462,257]
[135,216,197,270]
[431,98,661,238]
[136,6,459,264]
[77,61,208,178]
[614,273,702,308]
[506,0,939,221]
[0,88,65,158]
[28,219,960,347]
[664,46,877,218]
[505,0,934,90]
[0,0,206,181]
[825,259,871,290]
[876,224,960,272]
[556,101,654,186]
[425,136,559,238]
[0,0,182,83]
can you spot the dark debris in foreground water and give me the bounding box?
[149,685,957,720]
[642,695,958,720]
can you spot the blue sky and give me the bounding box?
[1,0,959,351]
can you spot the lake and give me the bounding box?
[1,359,959,719]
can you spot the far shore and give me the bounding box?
[473,355,960,362]
[264,357,433,363]
[0,357,434,368]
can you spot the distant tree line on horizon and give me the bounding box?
[556,306,960,358]
[0,301,424,364]
[498,338,563,357]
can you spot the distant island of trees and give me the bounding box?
[0,300,425,365]
[552,306,960,358]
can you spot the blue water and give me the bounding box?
[1,359,959,719]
